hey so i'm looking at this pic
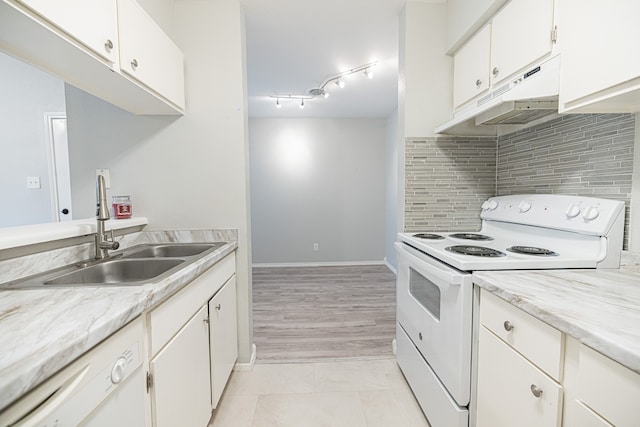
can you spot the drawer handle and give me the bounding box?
[104,39,113,51]
[131,58,138,69]
[215,304,221,311]
[530,384,543,398]
[475,79,482,87]
[503,320,514,332]
[492,67,500,77]
[203,316,210,325]
[418,332,423,341]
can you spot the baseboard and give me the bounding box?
[252,260,387,268]
[384,257,397,274]
[233,343,256,371]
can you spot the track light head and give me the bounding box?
[276,98,281,108]
[335,78,345,88]
[364,68,374,79]
[299,99,305,109]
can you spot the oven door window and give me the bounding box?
[409,267,441,320]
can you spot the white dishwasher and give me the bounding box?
[0,318,146,427]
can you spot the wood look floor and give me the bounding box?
[252,265,397,363]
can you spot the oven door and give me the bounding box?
[396,242,473,407]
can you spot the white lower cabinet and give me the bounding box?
[150,305,212,427]
[209,277,238,409]
[476,289,563,427]
[146,252,237,427]
[476,326,563,427]
[477,289,640,427]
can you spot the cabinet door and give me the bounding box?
[559,0,640,112]
[150,305,211,427]
[15,0,118,65]
[453,25,491,109]
[209,276,238,409]
[476,327,563,427]
[117,0,185,109]
[490,0,554,85]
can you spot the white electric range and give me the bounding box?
[395,194,625,427]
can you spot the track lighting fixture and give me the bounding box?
[269,61,378,109]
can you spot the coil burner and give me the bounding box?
[445,245,505,257]
[449,233,494,241]
[413,233,445,240]
[507,246,558,256]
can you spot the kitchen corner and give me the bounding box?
[0,224,238,414]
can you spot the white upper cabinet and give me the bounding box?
[558,0,640,113]
[117,0,185,110]
[451,0,556,110]
[453,25,491,109]
[490,0,555,86]
[0,0,184,115]
[15,0,119,65]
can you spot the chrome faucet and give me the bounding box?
[95,175,119,259]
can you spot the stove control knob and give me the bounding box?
[481,201,489,210]
[518,201,532,213]
[565,204,581,219]
[583,206,600,221]
[487,200,498,211]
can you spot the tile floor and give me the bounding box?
[208,358,430,427]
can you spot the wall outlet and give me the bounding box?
[26,176,41,189]
[96,169,111,188]
[313,243,319,251]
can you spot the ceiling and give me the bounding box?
[241,0,410,119]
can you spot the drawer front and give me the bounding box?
[578,344,640,427]
[149,253,235,356]
[572,401,613,427]
[480,290,563,380]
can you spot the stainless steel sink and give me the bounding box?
[122,243,225,259]
[0,241,228,290]
[43,259,185,286]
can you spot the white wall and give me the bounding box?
[400,2,452,139]
[65,0,254,363]
[384,109,399,270]
[249,118,387,264]
[0,53,66,227]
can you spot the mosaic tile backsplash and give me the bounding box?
[405,113,635,247]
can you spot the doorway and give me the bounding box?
[45,113,72,222]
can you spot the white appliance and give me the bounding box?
[395,194,625,427]
[0,319,145,427]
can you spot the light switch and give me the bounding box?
[26,176,41,189]
[96,169,111,188]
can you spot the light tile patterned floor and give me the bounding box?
[208,358,430,427]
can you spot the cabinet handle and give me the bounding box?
[203,316,210,324]
[104,39,113,51]
[492,67,499,77]
[131,58,138,69]
[215,304,221,311]
[475,79,482,87]
[530,384,543,398]
[503,320,514,332]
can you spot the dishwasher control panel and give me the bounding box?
[0,319,145,427]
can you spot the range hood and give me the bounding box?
[435,55,561,136]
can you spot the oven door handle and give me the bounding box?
[396,242,465,286]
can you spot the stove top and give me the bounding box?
[399,194,626,271]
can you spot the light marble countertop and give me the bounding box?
[473,254,640,374]
[0,230,237,412]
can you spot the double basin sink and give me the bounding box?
[0,243,226,290]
